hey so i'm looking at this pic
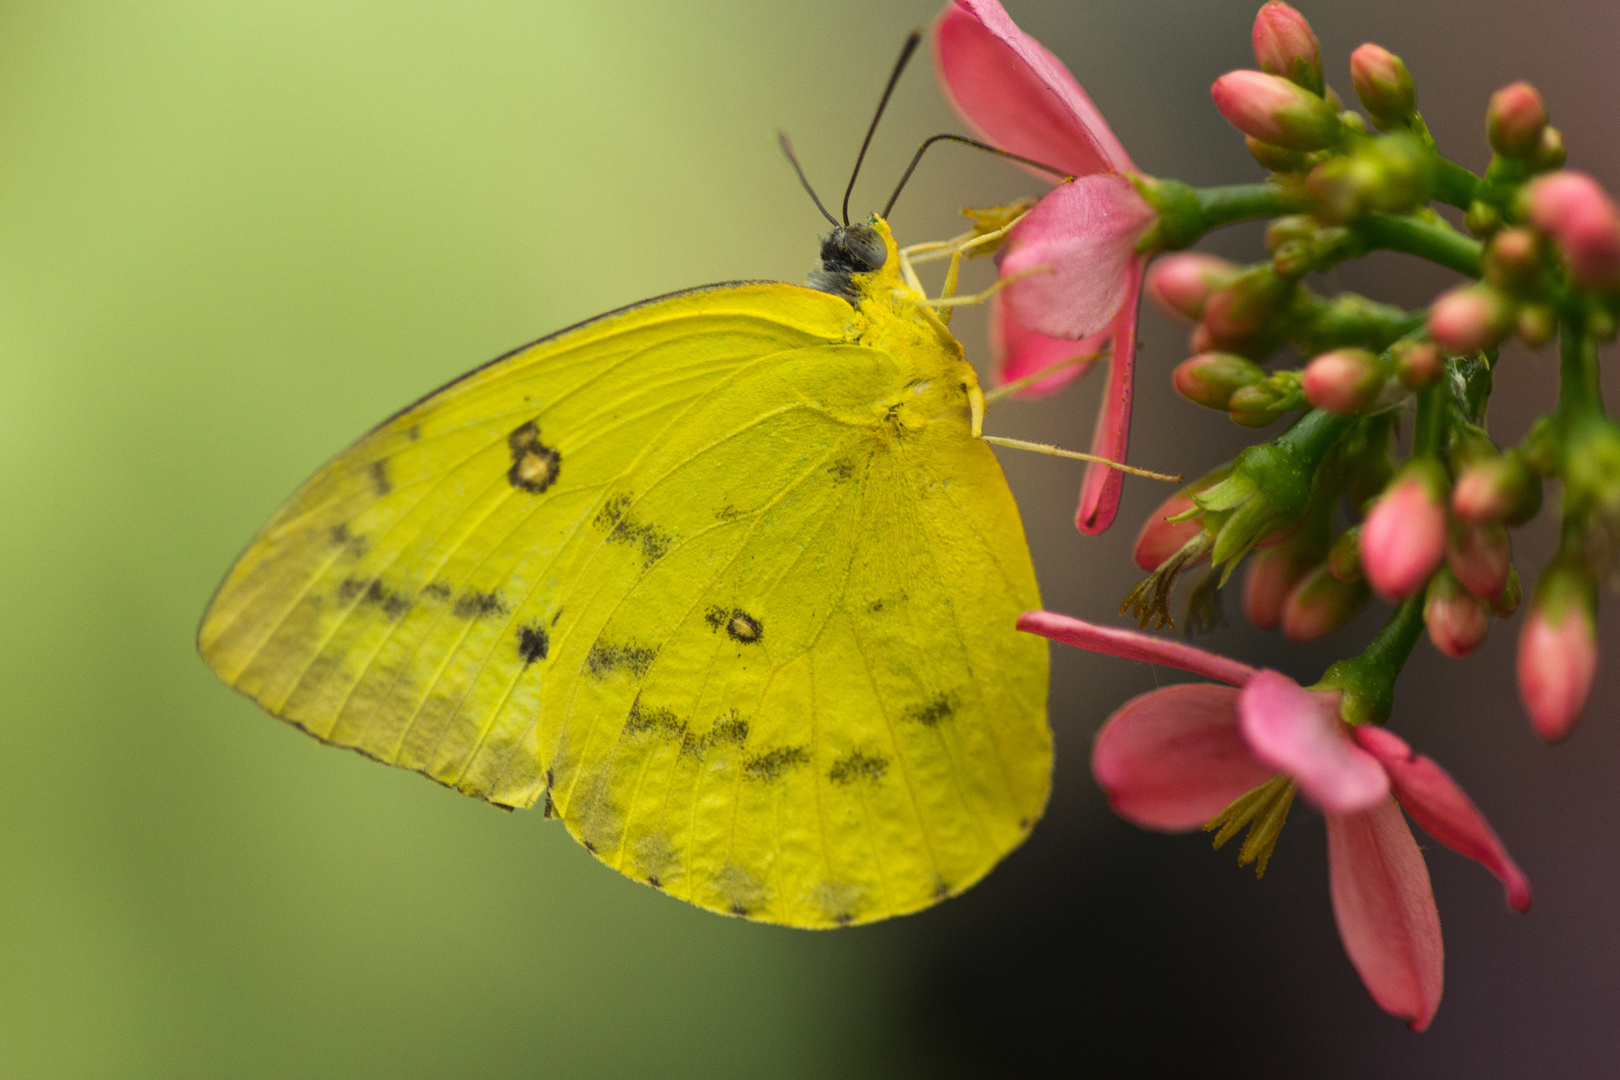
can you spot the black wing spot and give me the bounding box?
[517,623,550,665]
[715,504,744,521]
[681,710,749,759]
[609,516,673,568]
[452,588,508,619]
[542,792,556,818]
[725,611,763,644]
[906,693,957,727]
[406,424,421,441]
[583,840,597,854]
[585,640,657,680]
[866,598,885,614]
[506,419,562,494]
[647,875,662,889]
[358,579,412,621]
[328,523,351,546]
[828,751,888,786]
[625,694,685,740]
[593,494,632,530]
[828,458,855,482]
[368,459,392,496]
[423,580,453,601]
[729,903,749,917]
[338,577,365,602]
[551,609,563,626]
[933,879,951,901]
[834,912,854,927]
[743,745,810,781]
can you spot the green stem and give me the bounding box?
[1356,213,1483,277]
[1558,312,1602,419]
[1413,383,1449,458]
[1431,157,1482,210]
[1196,183,1313,229]
[1316,595,1426,725]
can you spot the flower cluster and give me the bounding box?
[933,0,1618,1030]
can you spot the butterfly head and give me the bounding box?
[807,216,900,304]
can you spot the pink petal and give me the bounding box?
[988,292,1104,398]
[1327,801,1444,1032]
[1353,726,1532,913]
[1017,610,1260,686]
[999,177,1155,340]
[932,0,1133,179]
[1076,260,1143,535]
[1093,684,1278,830]
[1238,671,1389,814]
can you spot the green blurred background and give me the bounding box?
[5,2,1619,1077]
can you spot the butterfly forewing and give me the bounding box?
[199,277,1049,927]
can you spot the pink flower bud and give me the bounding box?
[1484,227,1542,292]
[1211,70,1340,151]
[1133,492,1205,571]
[1244,543,1313,631]
[1283,564,1371,642]
[1200,266,1290,345]
[1391,340,1442,391]
[1172,352,1266,410]
[1361,468,1448,601]
[1428,284,1514,353]
[1526,171,1620,292]
[1146,253,1240,322]
[1487,82,1548,159]
[1451,453,1541,525]
[1349,44,1416,128]
[1446,522,1512,599]
[1253,2,1323,96]
[1425,569,1490,658]
[1518,592,1597,743]
[1302,348,1385,413]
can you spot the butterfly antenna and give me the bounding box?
[778,131,839,227]
[842,29,922,226]
[883,133,1071,218]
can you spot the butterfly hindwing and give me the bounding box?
[200,274,1050,927]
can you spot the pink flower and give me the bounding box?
[934,0,1151,534]
[1019,611,1532,1031]
[1526,171,1620,293]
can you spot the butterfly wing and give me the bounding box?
[199,280,1049,926]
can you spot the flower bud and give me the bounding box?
[1451,452,1541,526]
[1446,521,1511,599]
[1211,70,1341,151]
[1172,352,1266,410]
[1283,563,1370,641]
[1391,339,1443,390]
[1243,545,1305,630]
[1349,44,1416,129]
[1327,525,1363,582]
[1525,171,1620,292]
[1465,199,1502,237]
[1428,284,1515,353]
[1228,380,1300,427]
[1486,82,1548,159]
[1302,348,1385,413]
[1491,565,1522,619]
[1146,253,1241,322]
[1518,564,1598,742]
[1483,227,1543,293]
[1361,462,1448,601]
[1200,266,1292,346]
[1532,126,1566,172]
[1246,136,1309,173]
[1253,2,1324,95]
[1425,568,1490,658]
[1514,302,1557,347]
[1133,492,1206,571]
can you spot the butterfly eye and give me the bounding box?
[839,225,888,272]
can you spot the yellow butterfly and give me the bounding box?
[199,37,1080,928]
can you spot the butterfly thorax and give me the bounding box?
[807,215,986,438]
